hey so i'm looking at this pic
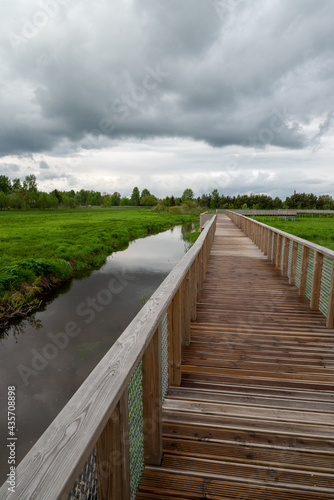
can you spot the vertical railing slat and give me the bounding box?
[282,237,290,277]
[183,271,191,346]
[96,389,131,500]
[142,326,162,466]
[299,246,310,297]
[168,288,181,387]
[310,251,324,310]
[289,241,298,286]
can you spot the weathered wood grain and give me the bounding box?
[311,251,324,310]
[142,326,162,466]
[96,389,131,500]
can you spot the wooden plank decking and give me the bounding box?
[136,214,334,499]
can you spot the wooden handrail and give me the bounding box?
[1,216,216,500]
[226,210,334,329]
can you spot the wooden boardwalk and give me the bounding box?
[136,215,334,499]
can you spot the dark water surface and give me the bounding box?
[0,224,194,482]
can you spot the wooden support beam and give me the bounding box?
[262,227,266,253]
[263,228,268,256]
[282,237,290,277]
[272,232,278,266]
[190,261,197,321]
[267,230,273,261]
[289,241,298,285]
[96,390,131,500]
[168,288,181,386]
[299,246,310,297]
[276,234,283,271]
[326,259,334,328]
[310,251,323,310]
[179,279,185,345]
[183,271,191,346]
[142,326,162,466]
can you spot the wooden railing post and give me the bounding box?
[326,259,334,328]
[262,227,266,253]
[275,234,283,270]
[299,246,310,296]
[142,326,162,465]
[282,237,290,277]
[267,230,273,261]
[183,271,191,345]
[182,271,191,346]
[190,261,197,321]
[168,288,181,386]
[263,228,268,256]
[96,390,131,500]
[289,241,298,285]
[310,251,323,310]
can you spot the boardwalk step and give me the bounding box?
[163,437,334,472]
[167,387,334,413]
[137,469,334,499]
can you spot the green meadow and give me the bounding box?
[0,208,196,324]
[253,216,334,251]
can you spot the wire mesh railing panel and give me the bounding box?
[128,360,144,500]
[287,240,293,278]
[319,256,333,318]
[67,449,97,500]
[161,313,169,402]
[295,244,303,288]
[305,249,315,300]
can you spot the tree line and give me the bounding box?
[0,174,333,210]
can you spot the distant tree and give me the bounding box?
[272,196,283,209]
[0,175,12,194]
[199,193,211,207]
[102,194,111,207]
[9,192,26,209]
[23,174,38,193]
[181,188,194,202]
[140,188,151,200]
[210,189,220,209]
[140,194,158,206]
[120,197,132,206]
[76,189,89,205]
[111,192,121,206]
[51,189,62,204]
[131,187,140,206]
[169,195,176,207]
[0,191,9,209]
[12,178,22,191]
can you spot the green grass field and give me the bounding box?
[0,208,196,323]
[253,216,334,251]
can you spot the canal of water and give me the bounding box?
[0,223,194,482]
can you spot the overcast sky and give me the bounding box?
[1,0,333,198]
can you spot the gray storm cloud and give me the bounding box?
[0,0,333,196]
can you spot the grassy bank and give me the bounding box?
[0,208,197,326]
[253,216,334,251]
